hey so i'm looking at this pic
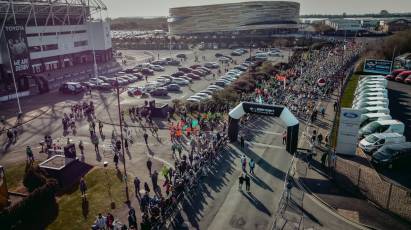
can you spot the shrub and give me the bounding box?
[23,165,47,192]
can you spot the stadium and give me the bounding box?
[168,1,300,36]
[0,0,116,100]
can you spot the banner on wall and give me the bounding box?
[336,108,362,155]
[4,25,31,74]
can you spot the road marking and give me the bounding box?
[242,127,282,135]
[245,141,285,149]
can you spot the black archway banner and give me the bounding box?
[228,102,299,154]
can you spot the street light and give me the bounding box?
[115,77,130,203]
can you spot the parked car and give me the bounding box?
[171,71,185,77]
[128,87,144,96]
[269,51,281,57]
[198,67,211,74]
[385,69,406,80]
[150,87,168,96]
[359,133,406,154]
[132,72,144,80]
[191,70,205,76]
[180,75,193,83]
[97,82,112,90]
[204,62,219,69]
[166,58,180,65]
[186,98,201,103]
[219,57,230,63]
[230,51,242,56]
[125,68,137,73]
[213,80,228,87]
[166,84,181,91]
[80,81,97,89]
[207,85,223,91]
[178,67,193,73]
[405,75,411,84]
[195,93,212,100]
[171,78,190,85]
[358,120,405,139]
[151,65,165,71]
[372,142,411,168]
[199,89,214,95]
[395,70,411,82]
[141,68,154,75]
[215,53,224,57]
[176,53,187,59]
[234,65,248,71]
[59,82,84,94]
[156,77,171,85]
[190,64,201,69]
[151,60,167,66]
[89,77,104,85]
[186,73,201,80]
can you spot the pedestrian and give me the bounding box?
[134,177,141,197]
[286,180,292,201]
[78,140,84,155]
[177,144,182,158]
[241,155,247,172]
[240,135,245,149]
[325,134,329,145]
[106,213,114,230]
[113,154,119,169]
[79,176,87,197]
[91,120,96,132]
[238,174,244,190]
[12,127,17,142]
[321,152,327,167]
[320,106,325,118]
[26,146,34,163]
[128,212,137,229]
[244,173,251,192]
[146,158,152,175]
[91,133,99,152]
[89,122,94,136]
[6,129,13,143]
[94,213,106,229]
[307,151,313,169]
[333,101,338,111]
[282,130,287,145]
[317,133,323,146]
[98,120,103,134]
[124,138,129,151]
[143,132,148,145]
[249,158,255,175]
[144,182,150,194]
[151,170,158,189]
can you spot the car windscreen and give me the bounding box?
[365,135,379,143]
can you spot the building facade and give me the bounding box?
[168,1,300,36]
[0,0,112,96]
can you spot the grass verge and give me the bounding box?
[4,162,31,191]
[47,167,127,230]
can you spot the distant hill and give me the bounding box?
[110,17,168,31]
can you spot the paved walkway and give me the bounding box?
[295,90,411,230]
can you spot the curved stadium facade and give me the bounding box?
[168,1,300,35]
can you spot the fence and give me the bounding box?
[334,157,411,221]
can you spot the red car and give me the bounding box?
[386,69,405,80]
[186,73,201,80]
[177,67,193,73]
[404,75,411,84]
[395,70,411,82]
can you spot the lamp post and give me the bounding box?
[115,78,130,203]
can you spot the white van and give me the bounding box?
[359,120,405,139]
[354,92,388,102]
[356,84,386,94]
[358,80,387,88]
[359,133,406,154]
[356,88,387,96]
[354,101,389,109]
[353,97,389,107]
[359,106,390,115]
[359,75,386,83]
[359,113,392,128]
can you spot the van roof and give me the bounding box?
[382,142,411,151]
[356,96,388,100]
[370,133,404,138]
[375,119,403,125]
[362,113,390,118]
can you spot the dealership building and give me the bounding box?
[0,0,115,98]
[168,1,300,36]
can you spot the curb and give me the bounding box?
[293,159,378,230]
[1,106,51,132]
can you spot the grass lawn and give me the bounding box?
[4,162,31,191]
[47,167,128,230]
[340,74,360,108]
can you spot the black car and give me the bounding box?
[125,68,137,73]
[171,71,185,77]
[372,142,411,168]
[215,53,224,58]
[166,84,181,91]
[230,51,242,56]
[176,53,187,59]
[151,60,167,66]
[141,68,154,75]
[150,87,168,96]
[59,82,84,94]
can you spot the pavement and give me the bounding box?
[294,89,411,230]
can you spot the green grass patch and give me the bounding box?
[47,168,127,230]
[4,162,30,191]
[340,74,360,108]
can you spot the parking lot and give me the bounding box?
[109,48,290,105]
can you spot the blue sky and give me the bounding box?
[103,0,411,18]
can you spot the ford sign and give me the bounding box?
[343,112,359,118]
